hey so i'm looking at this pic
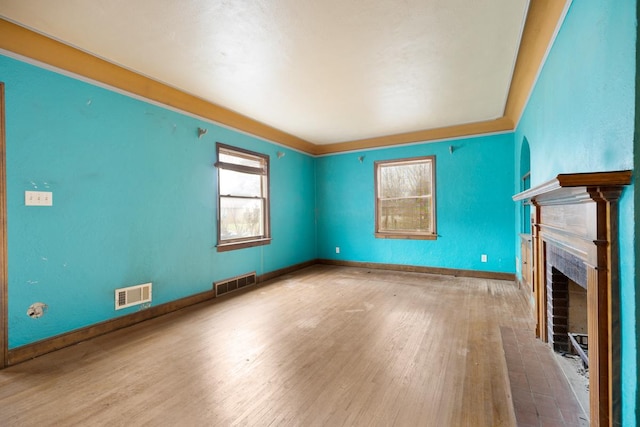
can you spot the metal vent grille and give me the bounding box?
[214,272,256,297]
[115,282,152,310]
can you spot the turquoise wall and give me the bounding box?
[316,133,516,273]
[513,0,637,423]
[1,55,317,348]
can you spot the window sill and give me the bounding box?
[375,232,437,240]
[216,238,272,252]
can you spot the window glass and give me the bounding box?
[379,162,432,198]
[375,156,436,239]
[219,169,262,197]
[219,151,263,169]
[220,197,264,240]
[378,198,432,232]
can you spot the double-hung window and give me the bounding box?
[215,143,270,251]
[374,155,436,240]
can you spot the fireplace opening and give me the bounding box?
[568,279,588,367]
[548,266,589,417]
[547,268,588,356]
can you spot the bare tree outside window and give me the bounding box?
[375,156,436,239]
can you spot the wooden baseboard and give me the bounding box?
[257,259,317,283]
[6,259,316,366]
[317,259,516,281]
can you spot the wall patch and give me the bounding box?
[27,302,48,319]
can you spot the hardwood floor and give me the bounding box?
[0,265,533,426]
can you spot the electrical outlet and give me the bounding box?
[481,254,487,263]
[25,191,53,206]
[336,247,340,254]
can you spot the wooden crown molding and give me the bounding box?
[504,0,571,127]
[0,3,566,155]
[315,117,514,155]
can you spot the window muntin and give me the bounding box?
[375,156,436,239]
[216,144,270,251]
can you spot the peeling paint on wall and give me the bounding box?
[26,302,47,319]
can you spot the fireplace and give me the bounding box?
[547,264,589,369]
[546,244,588,354]
[513,170,631,427]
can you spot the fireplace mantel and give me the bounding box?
[514,170,632,204]
[513,170,631,427]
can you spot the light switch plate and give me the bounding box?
[25,191,53,206]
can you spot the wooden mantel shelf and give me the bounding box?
[513,170,632,203]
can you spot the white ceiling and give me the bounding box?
[0,0,529,145]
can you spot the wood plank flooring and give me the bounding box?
[0,265,534,426]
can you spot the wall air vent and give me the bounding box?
[115,282,152,310]
[214,272,256,297]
